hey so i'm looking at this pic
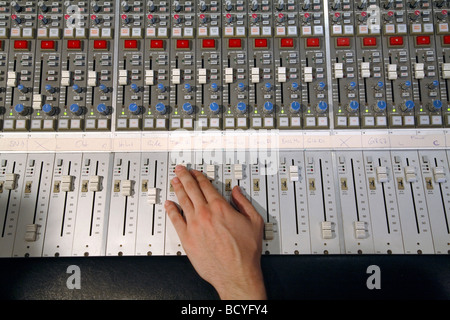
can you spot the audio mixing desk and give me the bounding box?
[0,0,449,300]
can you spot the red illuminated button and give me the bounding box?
[363,37,377,47]
[124,39,138,49]
[416,36,430,46]
[306,38,320,48]
[254,38,268,48]
[336,37,350,47]
[176,39,190,49]
[389,36,403,46]
[0,41,3,51]
[67,40,82,50]
[150,39,164,49]
[14,40,28,50]
[41,40,55,50]
[228,38,242,49]
[280,38,294,48]
[202,39,216,49]
[93,40,108,50]
[444,35,450,45]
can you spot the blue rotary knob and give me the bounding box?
[316,101,328,113]
[70,103,84,116]
[43,104,57,116]
[429,99,443,112]
[264,101,274,113]
[17,84,28,93]
[99,84,109,93]
[290,101,301,113]
[237,102,247,114]
[375,81,384,90]
[45,84,56,94]
[209,102,220,114]
[14,104,30,116]
[128,103,142,115]
[375,100,387,112]
[402,100,415,112]
[131,83,140,93]
[184,83,192,92]
[182,102,193,114]
[97,103,111,115]
[72,84,82,93]
[317,81,326,91]
[155,103,167,115]
[157,83,166,93]
[347,100,359,113]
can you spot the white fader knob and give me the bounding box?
[4,173,18,190]
[147,187,159,204]
[206,164,216,180]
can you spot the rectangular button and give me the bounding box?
[228,38,242,49]
[176,39,190,49]
[254,38,268,48]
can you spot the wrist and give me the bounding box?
[216,270,267,300]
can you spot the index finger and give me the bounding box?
[190,169,223,203]
[174,165,207,207]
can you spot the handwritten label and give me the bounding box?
[304,134,332,149]
[28,138,57,152]
[279,135,303,149]
[0,138,28,151]
[361,134,390,149]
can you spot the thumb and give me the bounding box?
[165,200,187,241]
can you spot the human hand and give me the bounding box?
[164,165,267,300]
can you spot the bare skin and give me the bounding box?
[164,165,267,300]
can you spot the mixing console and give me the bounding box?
[0,0,449,131]
[0,1,449,260]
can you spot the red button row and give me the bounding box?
[12,40,109,51]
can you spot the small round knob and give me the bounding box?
[316,101,328,113]
[264,101,274,114]
[182,102,193,114]
[73,84,82,93]
[211,83,219,92]
[316,82,326,91]
[374,100,387,113]
[43,104,57,116]
[131,83,140,93]
[45,85,56,94]
[157,83,166,93]
[99,84,109,93]
[347,100,359,113]
[209,102,220,114]
[401,100,415,112]
[97,103,111,115]
[155,102,167,115]
[128,103,142,115]
[237,102,247,114]
[70,103,84,116]
[290,101,301,113]
[14,104,30,116]
[428,100,443,112]
[17,84,28,94]
[184,83,192,93]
